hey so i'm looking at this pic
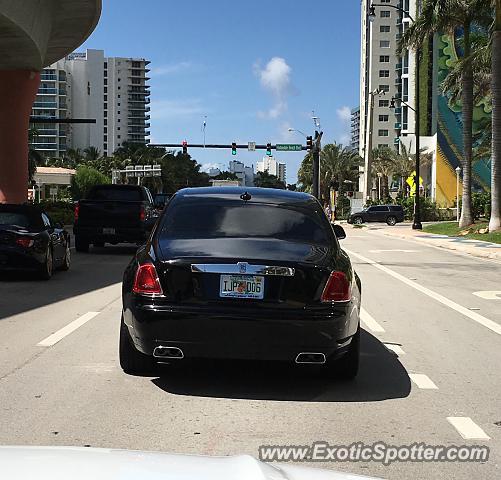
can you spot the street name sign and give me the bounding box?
[276,144,303,152]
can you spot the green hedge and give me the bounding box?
[39,200,75,226]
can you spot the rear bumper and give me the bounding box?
[74,224,147,243]
[0,246,44,271]
[124,301,360,362]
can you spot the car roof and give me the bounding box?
[174,187,316,205]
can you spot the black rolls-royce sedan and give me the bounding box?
[0,204,71,279]
[120,187,361,378]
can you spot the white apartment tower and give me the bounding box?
[359,0,417,198]
[31,49,151,158]
[256,156,286,183]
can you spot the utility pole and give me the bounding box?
[312,130,323,200]
[412,46,423,230]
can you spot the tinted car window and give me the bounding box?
[0,212,32,228]
[389,205,403,211]
[372,206,390,212]
[161,202,333,246]
[89,187,142,202]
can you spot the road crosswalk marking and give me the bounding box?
[447,417,490,440]
[360,308,385,333]
[37,311,101,347]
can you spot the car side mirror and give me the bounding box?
[332,224,346,240]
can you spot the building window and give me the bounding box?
[381,10,391,17]
[104,135,107,142]
[117,127,120,131]
[380,55,390,63]
[379,99,390,107]
[118,94,121,98]
[118,135,121,139]
[379,70,390,77]
[104,95,107,101]
[380,40,390,48]
[118,119,120,123]
[117,111,120,114]
[381,0,390,2]
[118,103,120,107]
[118,86,121,90]
[379,115,389,122]
[104,103,108,109]
[104,143,108,150]
[104,87,108,93]
[104,79,107,85]
[380,25,391,33]
[104,120,107,125]
[104,127,107,133]
[378,144,389,148]
[118,78,121,82]
[378,129,389,137]
[379,84,390,93]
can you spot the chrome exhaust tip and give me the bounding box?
[153,346,184,359]
[295,352,326,364]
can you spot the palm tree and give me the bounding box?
[83,146,101,161]
[399,0,492,227]
[490,0,501,231]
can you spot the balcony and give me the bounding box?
[59,102,67,110]
[128,113,150,120]
[40,74,57,81]
[38,88,58,95]
[33,101,58,109]
[34,129,58,136]
[31,143,58,150]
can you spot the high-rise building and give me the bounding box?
[31,49,151,158]
[256,156,286,183]
[229,160,254,186]
[350,107,361,152]
[359,0,417,199]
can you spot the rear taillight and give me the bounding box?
[321,271,352,303]
[133,263,163,295]
[139,206,146,222]
[74,202,80,221]
[16,237,34,248]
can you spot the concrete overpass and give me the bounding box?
[0,0,102,203]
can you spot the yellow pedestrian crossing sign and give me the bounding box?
[406,171,423,197]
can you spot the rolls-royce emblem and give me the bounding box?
[238,262,247,274]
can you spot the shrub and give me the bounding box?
[70,166,110,200]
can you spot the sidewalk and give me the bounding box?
[343,222,501,262]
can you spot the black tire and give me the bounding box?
[353,216,363,225]
[59,244,71,271]
[325,327,360,380]
[386,215,397,226]
[119,317,155,375]
[75,236,89,253]
[93,241,105,248]
[40,247,53,280]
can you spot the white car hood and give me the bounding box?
[0,446,381,480]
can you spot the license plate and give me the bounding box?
[102,228,115,235]
[220,275,264,299]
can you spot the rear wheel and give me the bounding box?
[324,327,360,380]
[353,216,363,225]
[40,248,53,280]
[386,215,397,226]
[119,316,155,375]
[75,236,89,253]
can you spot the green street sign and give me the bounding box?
[276,144,303,152]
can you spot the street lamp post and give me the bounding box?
[456,166,462,222]
[369,3,422,229]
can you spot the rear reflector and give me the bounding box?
[74,202,80,222]
[133,263,163,295]
[16,237,34,248]
[321,271,352,302]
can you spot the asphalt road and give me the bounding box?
[1,227,500,480]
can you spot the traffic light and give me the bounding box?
[182,140,188,155]
[266,143,272,156]
[231,142,237,155]
[306,136,313,150]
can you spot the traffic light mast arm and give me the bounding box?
[151,143,310,150]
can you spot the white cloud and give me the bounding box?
[201,162,225,172]
[336,106,352,146]
[150,99,204,120]
[254,57,292,119]
[151,62,194,76]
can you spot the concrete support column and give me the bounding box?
[0,70,40,204]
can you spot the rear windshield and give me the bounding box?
[389,205,403,211]
[0,212,34,228]
[89,187,142,202]
[160,202,333,245]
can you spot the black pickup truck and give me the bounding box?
[73,185,158,252]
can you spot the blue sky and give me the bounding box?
[81,0,361,183]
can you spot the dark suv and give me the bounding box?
[348,205,404,226]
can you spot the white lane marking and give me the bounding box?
[473,291,501,300]
[409,373,438,390]
[345,248,501,337]
[360,308,385,333]
[447,417,491,440]
[369,249,419,253]
[384,343,405,355]
[37,312,100,347]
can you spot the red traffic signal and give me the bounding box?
[182,140,188,155]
